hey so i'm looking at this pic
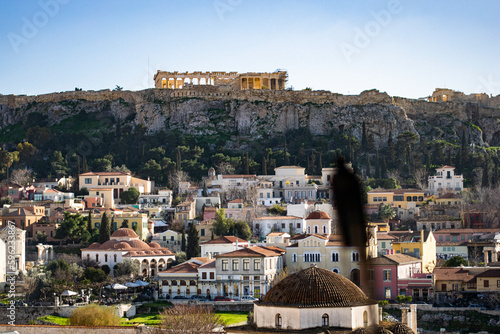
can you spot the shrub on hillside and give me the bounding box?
[70,304,120,326]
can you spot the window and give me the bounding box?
[322,314,329,327]
[484,280,489,288]
[254,260,261,271]
[114,254,117,262]
[202,272,207,279]
[96,254,99,262]
[292,253,297,262]
[384,287,391,299]
[163,236,166,242]
[222,260,228,271]
[412,196,417,201]
[331,251,339,262]
[232,260,239,271]
[381,242,386,248]
[439,235,443,241]
[201,229,205,237]
[243,259,249,271]
[209,272,214,279]
[85,178,92,184]
[323,225,327,234]
[95,223,100,228]
[406,196,411,201]
[104,254,108,262]
[368,269,374,281]
[275,314,282,329]
[441,283,446,291]
[374,197,378,202]
[297,223,301,229]
[461,235,465,241]
[383,269,391,281]
[383,197,387,201]
[332,268,339,274]
[418,196,423,201]
[352,251,360,262]
[363,311,368,326]
[446,235,450,241]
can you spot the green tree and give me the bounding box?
[383,177,400,189]
[444,255,468,267]
[83,267,107,283]
[113,259,140,277]
[202,181,208,197]
[98,212,111,244]
[267,204,286,216]
[92,158,112,172]
[378,204,395,222]
[87,211,92,232]
[50,151,70,177]
[212,208,230,237]
[55,212,90,243]
[186,223,200,260]
[181,229,186,252]
[120,219,129,228]
[234,220,252,240]
[120,187,139,204]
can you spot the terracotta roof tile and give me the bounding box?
[159,262,200,274]
[201,236,248,245]
[216,246,282,258]
[306,211,331,220]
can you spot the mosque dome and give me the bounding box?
[260,266,375,308]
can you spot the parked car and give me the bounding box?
[240,295,258,301]
[213,296,234,302]
[191,295,208,301]
[173,296,189,299]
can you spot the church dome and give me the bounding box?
[306,211,331,220]
[88,242,101,249]
[111,228,138,238]
[149,242,161,248]
[260,266,375,308]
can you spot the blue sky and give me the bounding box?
[1,1,499,98]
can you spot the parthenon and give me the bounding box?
[153,70,288,90]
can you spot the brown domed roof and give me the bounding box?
[259,266,376,308]
[149,242,161,248]
[390,323,414,334]
[127,239,151,249]
[114,242,132,250]
[88,242,101,249]
[111,228,138,238]
[306,211,331,220]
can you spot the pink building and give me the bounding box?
[362,254,433,302]
[433,228,500,243]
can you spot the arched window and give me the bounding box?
[104,254,108,262]
[292,253,297,262]
[275,314,282,329]
[352,251,360,262]
[332,268,340,274]
[114,254,117,262]
[323,225,327,234]
[315,253,320,262]
[307,226,311,234]
[331,251,339,262]
[363,311,368,326]
[314,225,318,234]
[322,313,329,327]
[95,254,99,262]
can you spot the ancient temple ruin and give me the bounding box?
[154,70,288,90]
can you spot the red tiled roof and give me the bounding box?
[201,236,248,245]
[433,268,475,282]
[159,262,200,274]
[377,233,396,240]
[475,269,500,278]
[229,199,243,203]
[217,246,283,258]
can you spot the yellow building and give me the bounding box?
[90,210,149,241]
[435,193,463,206]
[391,230,436,273]
[175,200,196,221]
[367,188,425,210]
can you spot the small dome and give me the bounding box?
[127,239,151,249]
[306,211,331,220]
[390,323,415,334]
[88,242,101,249]
[114,242,132,250]
[259,266,375,308]
[149,242,161,248]
[111,228,139,238]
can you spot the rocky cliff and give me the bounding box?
[1,88,499,150]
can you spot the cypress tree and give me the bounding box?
[202,181,208,197]
[262,158,267,175]
[366,154,371,178]
[361,122,368,150]
[176,147,181,171]
[98,212,111,244]
[186,223,200,260]
[110,216,115,232]
[87,210,92,232]
[82,156,88,173]
[318,152,323,174]
[181,228,186,252]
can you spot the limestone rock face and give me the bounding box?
[0,88,499,150]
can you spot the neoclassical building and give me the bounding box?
[0,225,26,275]
[81,228,175,276]
[253,266,379,330]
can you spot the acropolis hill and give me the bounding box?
[1,71,500,150]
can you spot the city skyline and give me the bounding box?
[0,0,499,98]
